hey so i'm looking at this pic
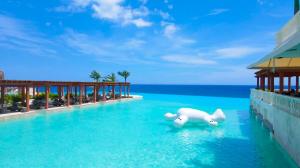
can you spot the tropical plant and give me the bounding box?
[4,94,22,104]
[33,93,45,100]
[118,70,130,83]
[12,94,22,102]
[49,93,59,100]
[105,73,116,82]
[33,93,58,100]
[89,70,101,82]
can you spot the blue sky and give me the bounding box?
[0,0,294,84]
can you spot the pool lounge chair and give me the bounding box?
[7,102,23,112]
[53,98,65,107]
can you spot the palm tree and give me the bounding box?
[295,0,300,15]
[89,70,101,82]
[118,70,130,83]
[105,73,116,82]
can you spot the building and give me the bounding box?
[0,70,4,80]
[248,1,300,166]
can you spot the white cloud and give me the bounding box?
[160,21,196,46]
[125,38,146,48]
[91,0,152,27]
[91,0,124,20]
[56,0,152,28]
[157,10,171,20]
[58,28,199,66]
[0,14,59,58]
[163,24,177,38]
[208,8,229,16]
[130,18,152,27]
[73,0,91,7]
[216,46,264,58]
[53,0,91,12]
[161,55,216,65]
[175,37,196,45]
[62,30,110,56]
[163,0,173,10]
[61,29,155,64]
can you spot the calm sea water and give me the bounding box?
[131,85,254,98]
[0,86,298,167]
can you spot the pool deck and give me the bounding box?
[0,95,143,121]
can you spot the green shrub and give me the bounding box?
[49,93,59,99]
[33,93,59,100]
[4,95,11,104]
[4,94,22,104]
[33,93,45,100]
[11,94,22,102]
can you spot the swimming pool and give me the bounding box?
[0,93,298,168]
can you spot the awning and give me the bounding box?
[248,30,300,69]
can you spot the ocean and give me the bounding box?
[131,85,254,98]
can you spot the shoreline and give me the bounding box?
[0,95,143,122]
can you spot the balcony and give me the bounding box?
[250,89,300,118]
[276,12,300,46]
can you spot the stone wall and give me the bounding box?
[250,89,300,166]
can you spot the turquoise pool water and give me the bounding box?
[0,93,298,168]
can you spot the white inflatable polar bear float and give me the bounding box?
[165,108,226,127]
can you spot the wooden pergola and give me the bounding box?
[255,69,300,94]
[0,80,130,112]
